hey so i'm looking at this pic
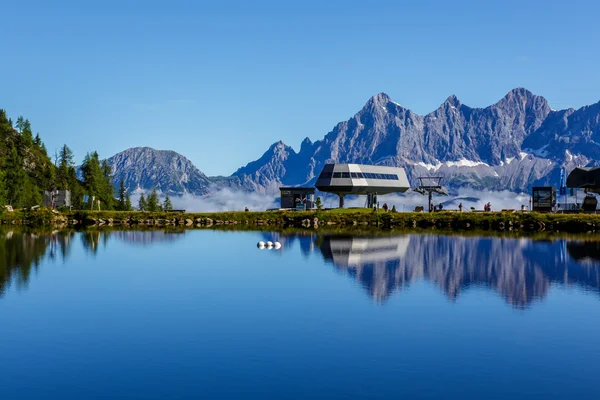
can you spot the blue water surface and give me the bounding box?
[1,229,599,399]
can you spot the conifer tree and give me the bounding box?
[81,152,115,210]
[21,119,33,147]
[100,159,115,210]
[125,192,132,211]
[15,116,24,132]
[147,188,160,212]
[68,166,83,209]
[138,193,147,211]
[118,180,127,211]
[4,143,26,207]
[81,152,102,198]
[163,193,173,211]
[0,168,6,205]
[57,145,74,190]
[21,177,42,208]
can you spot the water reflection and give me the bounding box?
[316,234,600,307]
[0,230,75,296]
[2,229,600,308]
[0,229,186,296]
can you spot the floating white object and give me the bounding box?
[257,241,265,249]
[266,241,273,247]
[274,242,281,249]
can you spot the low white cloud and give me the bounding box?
[129,188,542,213]
[320,189,533,211]
[131,187,277,212]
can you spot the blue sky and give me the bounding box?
[2,0,599,176]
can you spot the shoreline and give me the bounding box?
[3,208,600,233]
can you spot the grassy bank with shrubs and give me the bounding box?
[4,206,600,233]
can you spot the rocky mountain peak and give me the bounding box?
[369,92,392,104]
[105,147,211,195]
[443,94,461,108]
[496,87,549,111]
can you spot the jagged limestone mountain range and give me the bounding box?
[104,88,600,195]
[232,88,599,194]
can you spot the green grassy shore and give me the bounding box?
[3,207,600,233]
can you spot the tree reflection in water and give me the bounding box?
[0,229,186,296]
[0,230,74,297]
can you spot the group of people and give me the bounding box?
[429,202,445,212]
[428,201,492,212]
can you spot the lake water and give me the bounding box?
[1,229,600,399]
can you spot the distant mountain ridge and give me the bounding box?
[104,147,211,195]
[231,88,600,194]
[105,88,600,195]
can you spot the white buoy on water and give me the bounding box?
[266,241,273,247]
[274,242,281,249]
[257,241,265,249]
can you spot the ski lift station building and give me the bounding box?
[315,163,410,207]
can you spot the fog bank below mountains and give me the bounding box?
[132,187,537,212]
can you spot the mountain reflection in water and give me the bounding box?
[315,234,600,307]
[2,229,600,308]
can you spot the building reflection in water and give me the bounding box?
[315,234,600,308]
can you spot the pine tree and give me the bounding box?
[56,145,74,190]
[138,193,147,211]
[147,188,160,212]
[81,152,101,197]
[163,193,173,211]
[21,119,33,147]
[315,196,323,210]
[67,166,83,209]
[21,176,42,208]
[125,192,132,211]
[4,143,26,207]
[15,116,24,132]
[34,133,42,146]
[0,168,6,205]
[118,180,127,210]
[81,152,115,210]
[100,159,115,210]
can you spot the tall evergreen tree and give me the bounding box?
[21,119,33,147]
[125,192,132,211]
[163,193,173,211]
[56,144,74,190]
[68,166,83,210]
[0,168,6,205]
[81,152,115,210]
[138,193,147,211]
[15,116,24,132]
[100,159,115,210]
[118,180,127,210]
[4,143,26,207]
[21,176,42,208]
[146,188,160,212]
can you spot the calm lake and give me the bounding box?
[1,229,600,399]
